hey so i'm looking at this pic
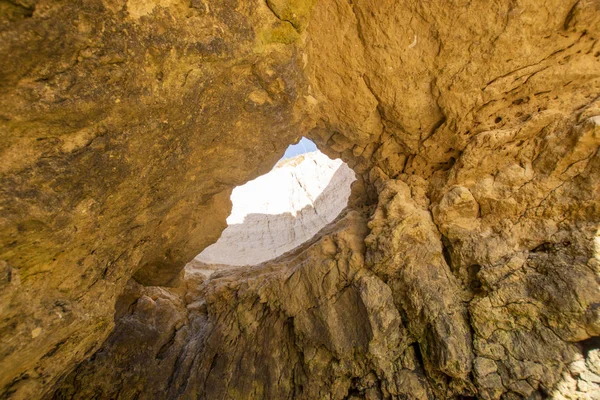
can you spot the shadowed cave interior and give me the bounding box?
[1,1,599,399]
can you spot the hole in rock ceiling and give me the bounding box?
[189,138,356,274]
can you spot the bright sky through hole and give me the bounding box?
[196,148,356,265]
[281,137,317,159]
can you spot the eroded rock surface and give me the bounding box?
[1,0,599,399]
[0,0,305,397]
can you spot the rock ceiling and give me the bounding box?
[0,0,599,399]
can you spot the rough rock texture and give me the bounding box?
[551,339,600,399]
[196,150,356,266]
[0,0,305,398]
[51,211,396,400]
[1,0,600,399]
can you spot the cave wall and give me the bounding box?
[1,0,599,399]
[0,0,306,397]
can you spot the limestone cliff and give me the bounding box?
[195,150,356,266]
[1,0,599,399]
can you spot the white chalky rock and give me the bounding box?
[195,150,356,266]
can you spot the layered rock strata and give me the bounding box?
[0,0,599,399]
[196,150,356,266]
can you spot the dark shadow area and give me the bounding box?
[578,335,600,358]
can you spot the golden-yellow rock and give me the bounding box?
[1,0,599,399]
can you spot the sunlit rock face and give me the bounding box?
[2,0,600,399]
[195,150,356,266]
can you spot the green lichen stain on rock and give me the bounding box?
[266,0,316,32]
[258,21,300,45]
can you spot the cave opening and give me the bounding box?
[187,137,356,274]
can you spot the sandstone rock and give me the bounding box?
[52,212,423,399]
[365,179,474,397]
[0,1,305,397]
[0,0,599,399]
